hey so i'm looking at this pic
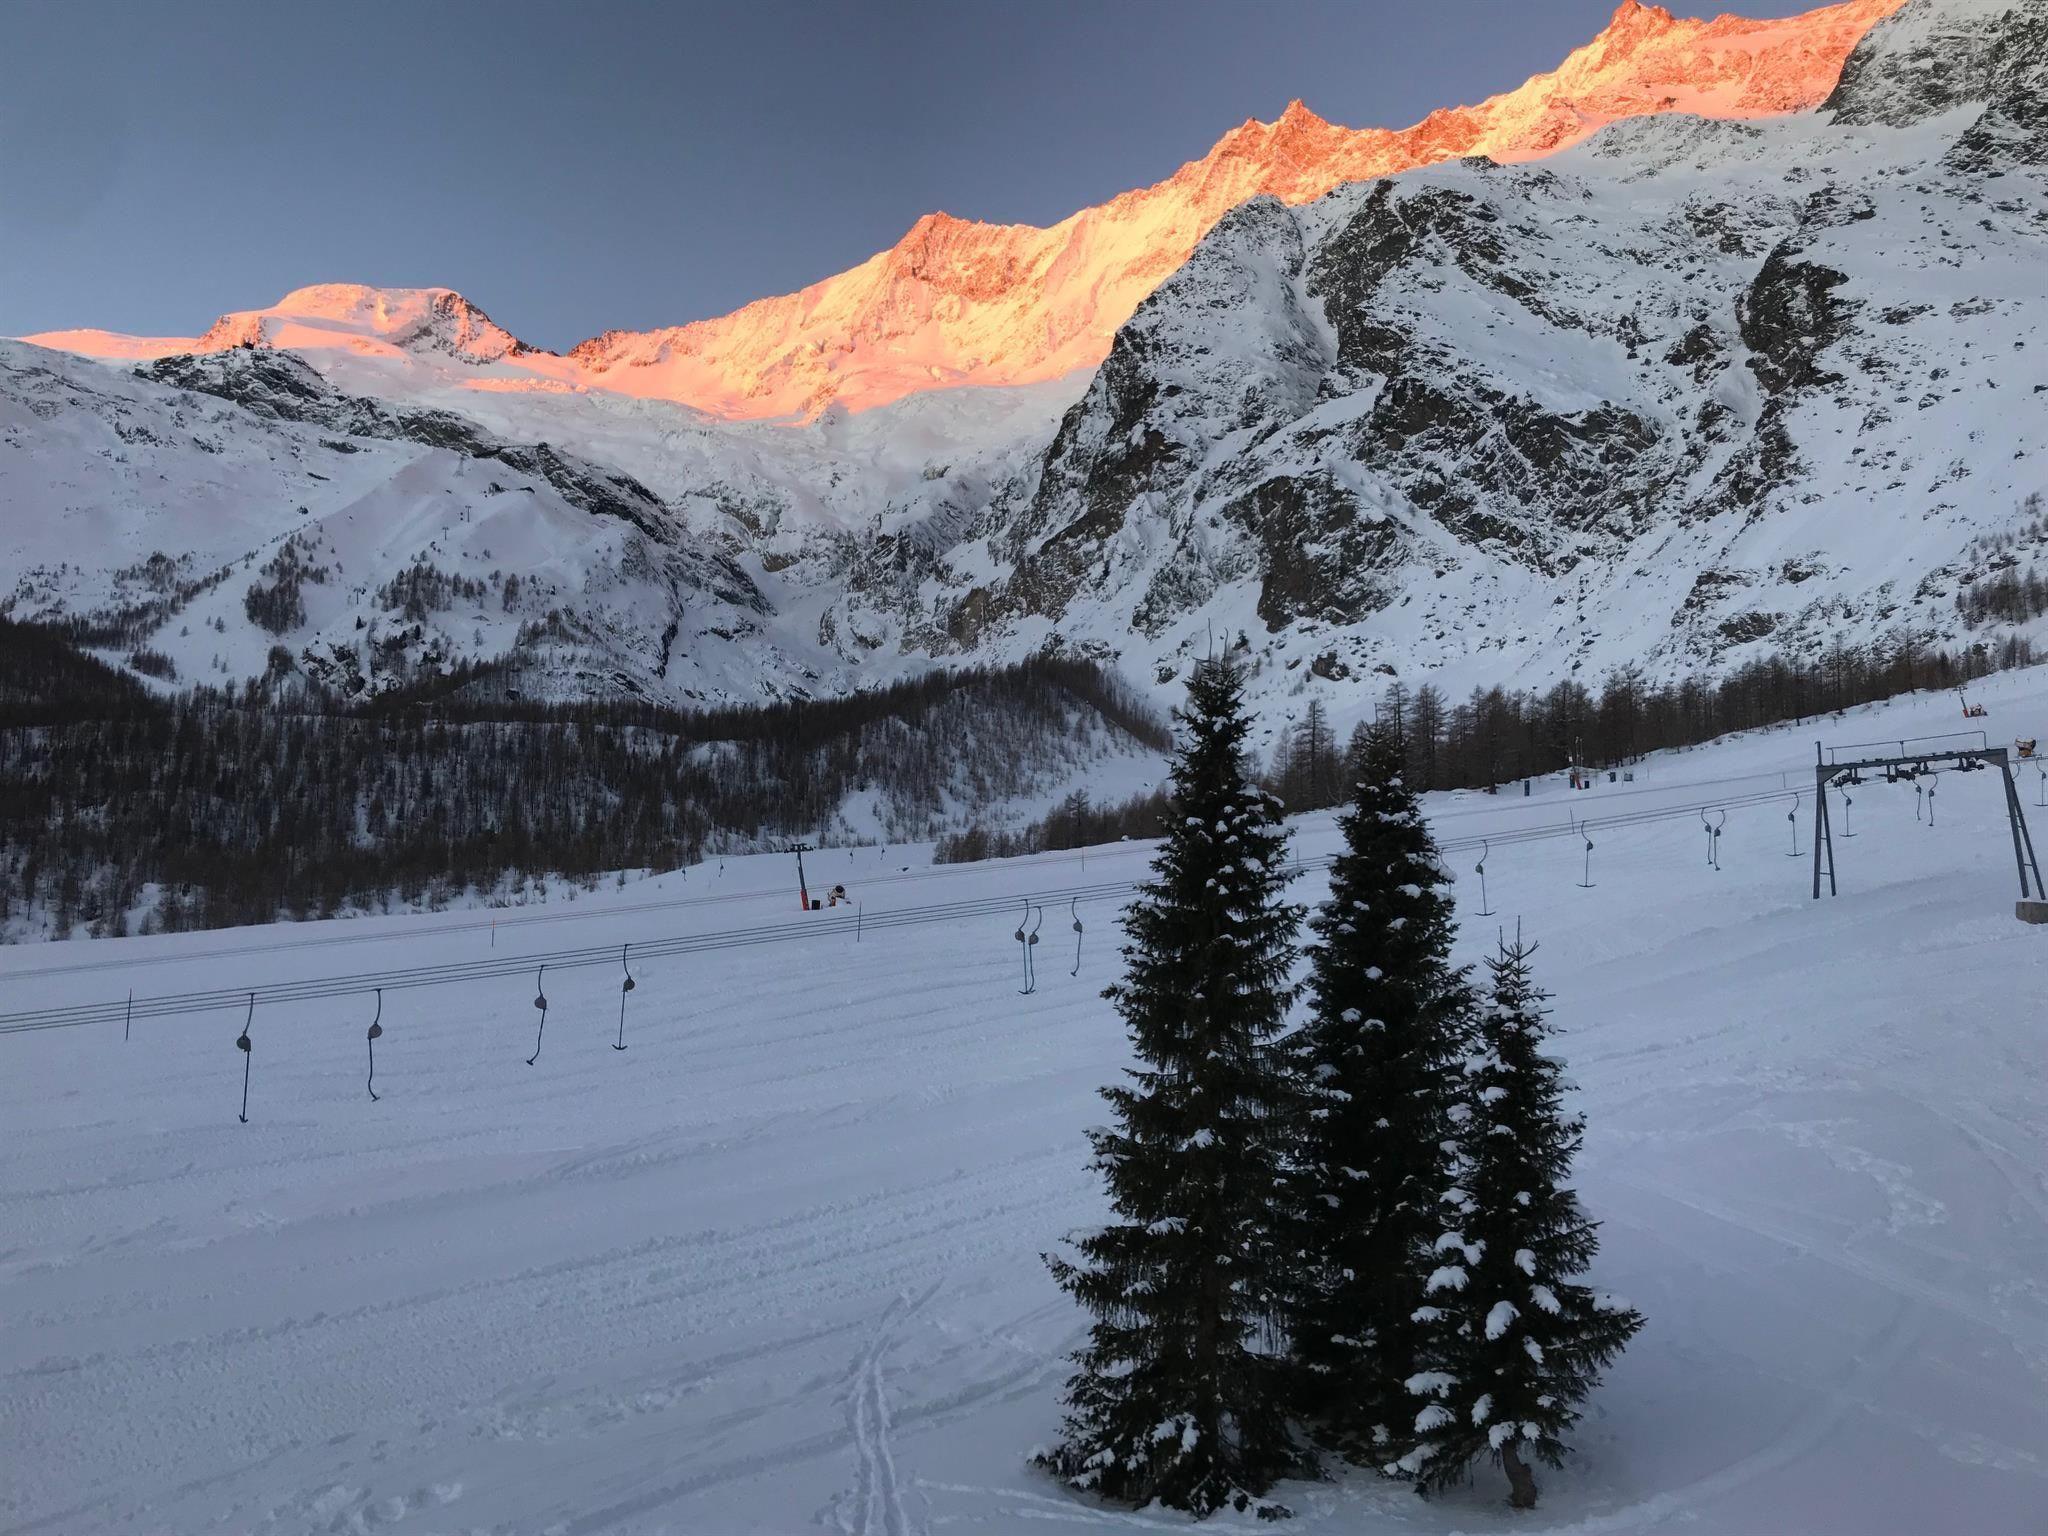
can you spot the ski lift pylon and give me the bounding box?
[366,988,384,1101]
[527,964,549,1066]
[614,944,634,1051]
[1015,901,1043,995]
[235,993,254,1124]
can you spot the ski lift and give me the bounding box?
[235,994,254,1124]
[366,988,384,1101]
[1576,819,1596,889]
[1013,900,1030,994]
[1069,898,1084,977]
[527,964,549,1066]
[1926,771,1939,827]
[1837,781,1855,839]
[1015,902,1043,995]
[1474,840,1495,916]
[1786,793,1802,858]
[613,944,634,1051]
[1702,808,1726,869]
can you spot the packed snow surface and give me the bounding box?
[5,667,2048,1533]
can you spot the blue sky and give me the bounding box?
[0,0,1821,349]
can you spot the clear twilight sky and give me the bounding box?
[2,0,1822,351]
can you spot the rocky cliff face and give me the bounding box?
[824,0,2048,708]
[1824,0,2047,125]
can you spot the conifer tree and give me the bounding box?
[1038,656,1308,1516]
[1289,717,1470,1456]
[1396,933,1643,1509]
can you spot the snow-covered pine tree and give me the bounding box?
[1038,656,1309,1517]
[1397,932,1643,1509]
[1289,716,1470,1456]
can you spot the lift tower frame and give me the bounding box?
[1812,736,2043,901]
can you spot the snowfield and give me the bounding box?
[5,667,2048,1534]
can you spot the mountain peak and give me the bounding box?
[452,0,1914,418]
[25,0,1905,418]
[24,283,543,369]
[1608,1,1677,28]
[217,285,541,363]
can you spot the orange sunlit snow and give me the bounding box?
[24,0,1902,420]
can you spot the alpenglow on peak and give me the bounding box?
[24,0,1904,419]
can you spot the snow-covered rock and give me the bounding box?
[914,0,2048,705]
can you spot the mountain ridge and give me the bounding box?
[5,0,2042,753]
[24,0,1904,420]
[881,0,2047,709]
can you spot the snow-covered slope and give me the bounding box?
[0,341,797,702]
[0,329,1099,704]
[899,0,2048,704]
[24,1,1902,422]
[3,0,2039,729]
[6,662,2047,1533]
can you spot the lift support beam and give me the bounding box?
[1813,742,2043,902]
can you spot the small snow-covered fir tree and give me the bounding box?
[1038,656,1309,1517]
[1397,932,1643,1509]
[1290,717,1470,1455]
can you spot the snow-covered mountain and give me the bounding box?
[5,0,2042,730]
[0,340,798,701]
[27,0,1901,422]
[0,325,1095,702]
[33,284,539,369]
[911,0,2048,703]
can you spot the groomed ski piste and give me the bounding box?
[5,667,2047,1536]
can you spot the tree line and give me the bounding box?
[1276,631,2036,813]
[1953,495,2047,629]
[0,622,1165,939]
[942,629,2041,859]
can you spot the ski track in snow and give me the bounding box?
[5,670,2048,1533]
[834,1282,941,1536]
